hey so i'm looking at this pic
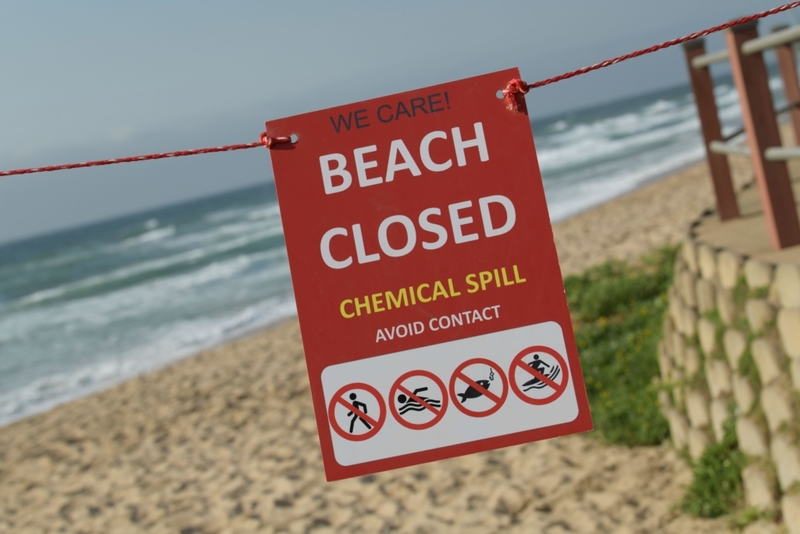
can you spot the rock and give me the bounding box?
[776,263,800,309]
[683,239,699,274]
[733,374,757,414]
[778,308,800,359]
[686,390,710,429]
[709,399,729,443]
[685,346,701,377]
[792,360,800,392]
[723,329,747,370]
[673,384,685,408]
[743,521,779,534]
[678,270,697,308]
[657,389,672,411]
[698,318,717,357]
[771,433,800,491]
[375,500,399,520]
[688,428,711,461]
[490,485,527,515]
[695,279,716,314]
[717,288,736,326]
[666,410,689,449]
[698,244,717,281]
[745,300,775,335]
[658,342,673,383]
[717,250,743,289]
[736,417,768,457]
[744,259,773,289]
[782,493,800,534]
[669,287,682,328]
[742,464,776,511]
[705,359,732,399]
[670,332,686,369]
[761,384,794,433]
[751,338,782,386]
[682,306,697,337]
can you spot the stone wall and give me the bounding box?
[658,237,800,529]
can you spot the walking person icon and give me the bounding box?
[328,382,385,442]
[347,392,372,433]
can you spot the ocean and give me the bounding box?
[0,73,783,426]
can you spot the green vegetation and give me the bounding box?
[681,419,745,518]
[564,246,675,446]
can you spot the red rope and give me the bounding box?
[0,128,291,178]
[531,1,800,89]
[2,1,799,177]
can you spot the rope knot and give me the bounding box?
[260,129,292,149]
[502,78,530,115]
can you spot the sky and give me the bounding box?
[0,1,797,245]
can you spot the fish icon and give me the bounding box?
[458,379,491,402]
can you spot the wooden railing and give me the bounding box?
[683,21,800,250]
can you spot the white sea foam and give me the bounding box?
[17,224,284,306]
[0,296,297,426]
[118,225,176,248]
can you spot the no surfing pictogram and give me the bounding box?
[328,383,386,441]
[509,346,569,405]
[449,358,508,417]
[389,370,448,430]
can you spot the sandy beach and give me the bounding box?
[0,158,754,533]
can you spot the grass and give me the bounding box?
[681,419,745,518]
[564,246,675,446]
[565,246,749,520]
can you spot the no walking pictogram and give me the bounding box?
[389,370,448,430]
[449,358,508,417]
[509,346,570,405]
[328,383,386,441]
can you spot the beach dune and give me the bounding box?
[0,159,753,533]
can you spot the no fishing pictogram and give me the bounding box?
[389,370,448,430]
[509,346,570,405]
[449,358,508,418]
[328,383,386,441]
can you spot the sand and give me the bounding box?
[0,159,754,533]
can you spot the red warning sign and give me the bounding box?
[389,370,448,430]
[327,383,386,441]
[509,346,570,405]
[268,68,593,481]
[449,358,508,417]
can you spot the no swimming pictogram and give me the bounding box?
[509,346,569,405]
[328,383,386,441]
[449,358,508,417]
[389,370,448,430]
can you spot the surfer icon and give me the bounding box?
[396,387,442,414]
[458,368,495,402]
[522,354,561,391]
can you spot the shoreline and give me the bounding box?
[0,157,753,533]
[0,155,719,431]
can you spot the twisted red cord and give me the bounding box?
[2,1,799,177]
[0,128,291,177]
[0,142,263,177]
[529,1,800,90]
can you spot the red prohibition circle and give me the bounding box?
[328,382,386,442]
[509,346,570,405]
[389,370,449,430]
[449,357,508,418]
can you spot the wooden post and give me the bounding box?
[682,38,739,221]
[726,21,800,249]
[773,25,800,144]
